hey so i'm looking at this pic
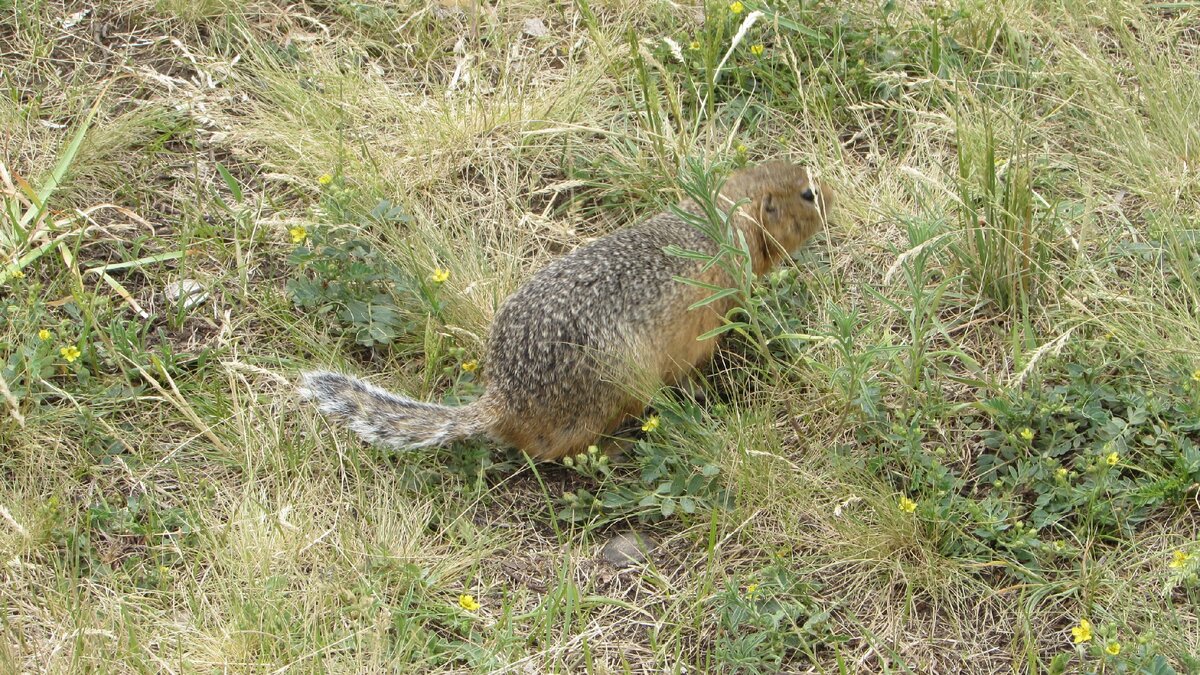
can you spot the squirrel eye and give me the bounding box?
[800,187,815,202]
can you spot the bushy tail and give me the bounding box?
[299,371,486,449]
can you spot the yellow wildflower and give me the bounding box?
[1105,641,1121,656]
[898,496,917,513]
[1169,550,1193,569]
[1071,618,1092,644]
[38,329,52,341]
[430,268,450,284]
[289,226,308,244]
[736,143,747,154]
[745,583,758,597]
[60,345,81,363]
[750,44,764,56]
[1056,467,1068,480]
[689,40,700,50]
[458,594,480,611]
[1192,369,1200,383]
[318,173,333,185]
[1019,427,1034,441]
[9,268,24,279]
[729,1,744,14]
[462,359,478,373]
[641,415,660,433]
[1106,451,1119,466]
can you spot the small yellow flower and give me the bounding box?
[1071,618,1093,644]
[318,173,333,185]
[689,40,700,50]
[430,268,450,284]
[729,1,744,14]
[38,329,52,341]
[1105,641,1121,656]
[745,583,759,597]
[289,226,308,244]
[1169,550,1193,569]
[462,359,478,373]
[1106,451,1119,466]
[1191,369,1200,383]
[736,143,747,154]
[1019,427,1034,441]
[898,496,917,513]
[60,345,81,363]
[9,268,24,279]
[1056,467,1069,480]
[458,594,480,611]
[750,44,764,56]
[641,415,660,433]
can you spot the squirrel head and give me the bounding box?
[720,161,833,274]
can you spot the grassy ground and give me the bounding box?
[2,0,1199,672]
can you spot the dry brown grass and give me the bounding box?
[2,0,1199,672]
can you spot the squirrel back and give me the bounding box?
[301,161,832,459]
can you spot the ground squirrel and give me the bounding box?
[300,161,832,460]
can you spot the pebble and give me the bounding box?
[599,531,656,568]
[164,279,208,310]
[523,18,549,38]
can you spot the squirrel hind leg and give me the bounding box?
[493,397,647,461]
[490,416,599,461]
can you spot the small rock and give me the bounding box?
[61,8,90,30]
[523,17,549,38]
[164,279,208,310]
[599,531,656,568]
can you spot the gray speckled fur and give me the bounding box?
[484,208,708,419]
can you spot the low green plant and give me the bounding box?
[709,561,837,672]
[975,362,1200,540]
[286,197,439,349]
[555,397,729,526]
[886,357,1200,580]
[41,489,196,586]
[1045,618,1189,675]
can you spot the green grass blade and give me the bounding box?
[18,91,106,230]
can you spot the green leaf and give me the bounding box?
[1145,655,1177,675]
[696,321,750,342]
[85,250,186,274]
[662,245,716,260]
[671,275,726,291]
[688,287,741,311]
[19,91,105,231]
[216,162,243,204]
